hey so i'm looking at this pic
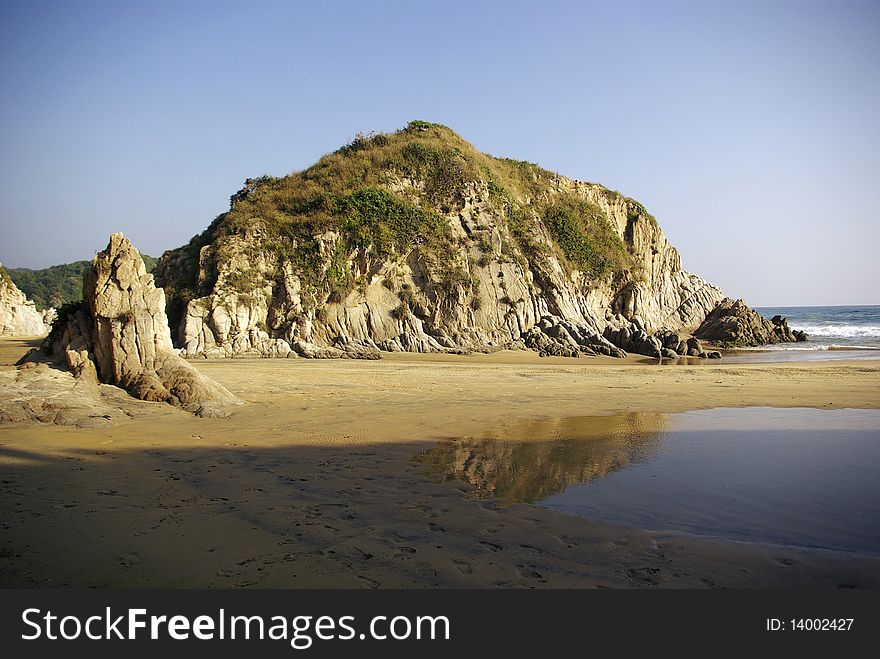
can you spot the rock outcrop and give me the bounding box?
[44,233,242,417]
[694,298,808,347]
[152,122,795,359]
[0,264,51,336]
[0,359,148,428]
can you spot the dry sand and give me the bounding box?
[1,338,879,588]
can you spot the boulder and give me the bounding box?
[694,298,808,346]
[292,340,344,359]
[333,334,383,360]
[603,323,664,358]
[655,329,682,351]
[686,337,703,356]
[525,318,626,359]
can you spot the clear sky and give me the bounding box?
[1,0,878,306]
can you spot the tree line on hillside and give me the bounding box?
[6,255,157,310]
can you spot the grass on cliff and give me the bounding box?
[220,121,568,240]
[541,194,631,279]
[0,265,15,291]
[224,121,542,223]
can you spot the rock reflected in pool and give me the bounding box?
[416,413,666,504]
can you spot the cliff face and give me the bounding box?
[152,122,767,359]
[0,265,52,336]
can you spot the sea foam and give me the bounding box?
[790,324,880,338]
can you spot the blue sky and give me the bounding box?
[1,0,878,305]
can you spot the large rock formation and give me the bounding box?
[0,264,52,336]
[694,298,808,346]
[153,122,794,359]
[45,233,242,417]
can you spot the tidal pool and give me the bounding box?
[417,408,880,555]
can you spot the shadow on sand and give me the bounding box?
[2,412,878,589]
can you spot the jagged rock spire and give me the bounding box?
[48,233,242,417]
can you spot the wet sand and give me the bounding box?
[1,338,879,588]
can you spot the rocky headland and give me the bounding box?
[152,121,804,362]
[695,298,808,346]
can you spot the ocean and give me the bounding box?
[753,305,880,351]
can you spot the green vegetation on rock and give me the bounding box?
[541,194,630,279]
[0,265,13,287]
[320,187,446,258]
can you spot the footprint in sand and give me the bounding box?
[516,564,544,580]
[452,559,472,575]
[351,547,373,561]
[118,553,141,568]
[357,576,380,589]
[625,567,661,586]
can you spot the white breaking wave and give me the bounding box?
[736,344,880,352]
[790,324,880,338]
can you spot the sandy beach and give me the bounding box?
[1,337,879,588]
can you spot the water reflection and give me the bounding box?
[418,408,880,554]
[416,413,667,504]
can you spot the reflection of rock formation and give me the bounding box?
[417,413,666,504]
